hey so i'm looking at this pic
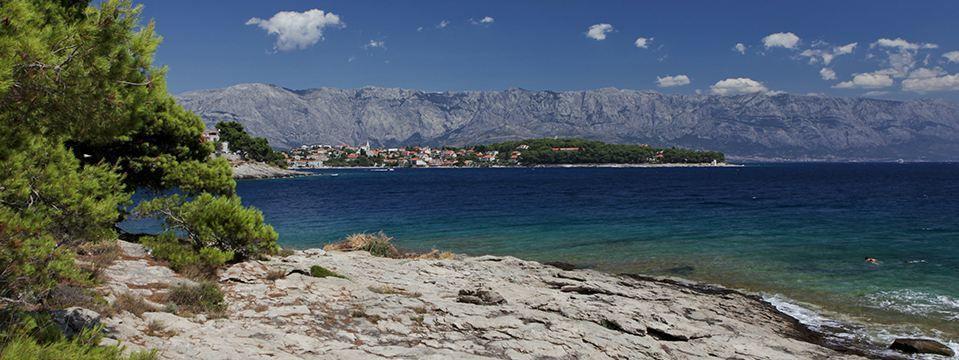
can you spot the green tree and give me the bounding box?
[215,121,287,168]
[0,1,278,355]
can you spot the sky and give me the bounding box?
[137,0,959,100]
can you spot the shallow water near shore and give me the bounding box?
[125,163,959,350]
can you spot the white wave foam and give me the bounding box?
[865,289,959,321]
[764,293,959,358]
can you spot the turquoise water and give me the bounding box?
[131,164,959,345]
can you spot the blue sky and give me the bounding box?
[138,0,959,100]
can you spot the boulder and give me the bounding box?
[51,307,101,338]
[889,338,955,357]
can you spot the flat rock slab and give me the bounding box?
[100,243,865,359]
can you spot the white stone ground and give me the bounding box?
[99,241,865,359]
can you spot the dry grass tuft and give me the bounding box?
[143,320,177,338]
[265,269,287,281]
[112,293,158,317]
[367,285,421,298]
[413,249,457,260]
[324,232,401,258]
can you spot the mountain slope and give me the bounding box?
[176,83,959,161]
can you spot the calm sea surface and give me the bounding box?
[129,163,959,345]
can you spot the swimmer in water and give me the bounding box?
[865,257,879,264]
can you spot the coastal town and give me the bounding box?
[286,142,513,168]
[284,139,725,168]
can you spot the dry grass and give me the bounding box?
[75,240,121,282]
[367,285,421,298]
[112,293,158,317]
[413,249,456,260]
[324,232,401,258]
[143,320,177,338]
[266,269,287,281]
[164,282,226,316]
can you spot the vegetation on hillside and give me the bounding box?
[215,121,288,168]
[0,0,277,356]
[476,138,726,165]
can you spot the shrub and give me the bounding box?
[309,265,346,279]
[0,313,157,360]
[135,194,278,262]
[141,232,233,278]
[165,282,226,315]
[324,232,400,258]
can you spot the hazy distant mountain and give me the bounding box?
[176,83,959,161]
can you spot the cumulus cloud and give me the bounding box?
[436,19,450,29]
[586,23,614,41]
[819,68,836,80]
[634,37,652,48]
[800,42,857,65]
[364,40,386,49]
[656,75,690,88]
[762,32,800,49]
[246,9,344,51]
[902,73,959,92]
[709,78,770,95]
[832,72,894,89]
[733,43,746,54]
[907,67,946,79]
[872,38,938,51]
[944,51,959,63]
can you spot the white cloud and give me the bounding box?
[908,67,945,79]
[733,43,746,54]
[832,72,894,89]
[862,91,890,97]
[799,42,857,65]
[364,40,386,49]
[762,32,800,49]
[246,9,344,51]
[586,23,614,41]
[656,75,690,88]
[902,73,959,92]
[470,16,495,25]
[819,68,836,80]
[436,19,450,29]
[872,38,937,51]
[709,78,770,95]
[416,26,424,32]
[634,37,653,49]
[944,51,959,63]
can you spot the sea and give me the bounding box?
[126,163,959,353]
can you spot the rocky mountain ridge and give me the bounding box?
[177,83,959,161]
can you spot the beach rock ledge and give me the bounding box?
[97,241,873,359]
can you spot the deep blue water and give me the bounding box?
[128,163,959,342]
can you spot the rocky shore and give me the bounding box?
[81,241,914,359]
[232,161,311,179]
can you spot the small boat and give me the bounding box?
[329,173,339,177]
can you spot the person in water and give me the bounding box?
[865,257,879,264]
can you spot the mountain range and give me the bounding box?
[176,83,959,161]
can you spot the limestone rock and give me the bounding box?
[889,338,955,357]
[51,307,101,338]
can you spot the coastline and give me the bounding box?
[294,162,742,171]
[232,161,312,179]
[94,241,935,359]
